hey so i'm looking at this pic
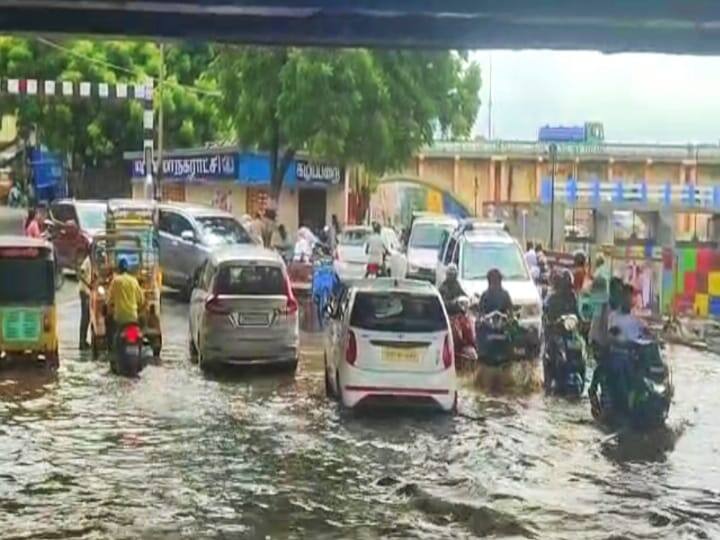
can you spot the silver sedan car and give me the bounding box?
[188,245,299,372]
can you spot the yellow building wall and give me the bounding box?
[456,158,490,213]
[649,164,679,184]
[508,160,536,202]
[419,158,454,193]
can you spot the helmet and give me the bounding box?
[446,263,458,278]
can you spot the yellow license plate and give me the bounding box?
[382,347,421,364]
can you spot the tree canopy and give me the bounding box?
[0,37,224,169]
[214,47,481,201]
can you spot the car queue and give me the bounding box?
[3,201,673,428]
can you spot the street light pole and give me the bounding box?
[549,143,558,250]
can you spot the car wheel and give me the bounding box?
[285,358,299,373]
[324,354,334,397]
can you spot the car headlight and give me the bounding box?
[520,303,541,318]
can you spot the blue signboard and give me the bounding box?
[130,152,238,181]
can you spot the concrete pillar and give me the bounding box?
[535,158,543,199]
[453,155,460,194]
[645,159,653,183]
[417,154,424,178]
[607,159,614,182]
[488,159,496,202]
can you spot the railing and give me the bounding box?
[540,178,720,209]
[425,140,720,161]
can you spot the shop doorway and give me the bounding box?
[299,188,327,232]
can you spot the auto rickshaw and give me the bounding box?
[0,236,59,368]
[89,233,162,358]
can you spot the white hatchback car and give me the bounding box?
[323,278,457,412]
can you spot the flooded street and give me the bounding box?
[1,285,719,539]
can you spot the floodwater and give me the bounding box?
[1,288,719,539]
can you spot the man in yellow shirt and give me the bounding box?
[108,258,144,329]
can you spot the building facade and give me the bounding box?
[389,139,720,245]
[125,147,347,234]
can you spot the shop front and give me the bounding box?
[125,148,347,235]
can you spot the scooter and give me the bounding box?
[448,296,478,369]
[589,332,673,429]
[110,323,145,377]
[544,313,586,397]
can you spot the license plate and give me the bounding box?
[514,347,526,355]
[235,312,269,326]
[382,347,421,364]
[487,334,506,341]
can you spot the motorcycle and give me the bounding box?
[544,313,586,397]
[447,296,478,369]
[474,308,524,366]
[589,333,673,429]
[110,322,145,377]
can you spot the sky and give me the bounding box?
[470,50,720,144]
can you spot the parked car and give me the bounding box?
[188,245,299,372]
[333,225,404,282]
[158,203,253,298]
[442,229,543,356]
[48,199,106,272]
[406,215,458,282]
[323,278,457,412]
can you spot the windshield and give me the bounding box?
[76,206,106,231]
[409,223,452,249]
[350,292,446,333]
[0,258,54,303]
[461,242,529,281]
[197,217,252,246]
[216,264,285,295]
[339,229,370,246]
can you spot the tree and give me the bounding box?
[214,47,481,203]
[0,37,226,170]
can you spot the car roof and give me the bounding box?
[351,278,438,295]
[462,230,517,244]
[209,244,283,265]
[413,215,458,226]
[159,202,233,218]
[0,235,52,249]
[52,198,105,208]
[108,198,157,210]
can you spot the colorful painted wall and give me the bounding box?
[664,245,720,317]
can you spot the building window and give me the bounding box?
[161,182,185,202]
[247,187,269,217]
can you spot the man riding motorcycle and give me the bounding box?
[478,268,513,316]
[440,264,476,364]
[543,270,583,392]
[107,258,145,347]
[439,263,465,313]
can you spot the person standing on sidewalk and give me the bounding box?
[78,245,92,350]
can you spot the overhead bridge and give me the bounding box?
[1,1,720,53]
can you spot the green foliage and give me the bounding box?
[0,37,224,169]
[214,46,481,200]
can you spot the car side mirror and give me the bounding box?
[181,230,196,243]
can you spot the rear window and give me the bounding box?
[350,292,446,333]
[215,264,285,295]
[339,229,370,246]
[0,258,54,303]
[409,223,453,249]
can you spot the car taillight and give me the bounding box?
[123,325,142,344]
[282,271,299,315]
[345,330,357,365]
[205,294,230,315]
[442,334,453,369]
[43,311,51,332]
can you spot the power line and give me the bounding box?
[35,37,221,97]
